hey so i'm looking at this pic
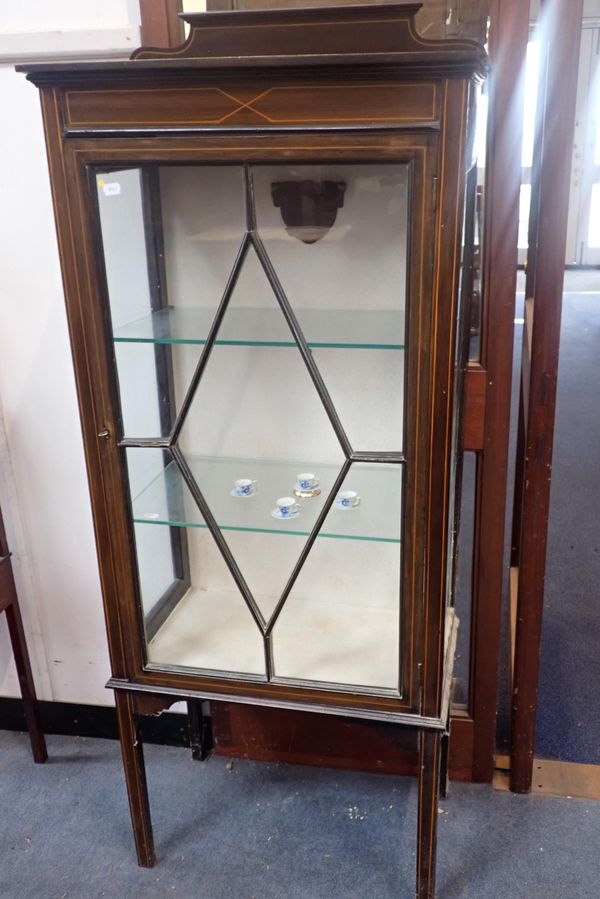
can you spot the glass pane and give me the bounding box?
[254,163,408,452]
[127,447,177,620]
[518,184,531,250]
[178,244,346,615]
[146,527,267,677]
[101,161,409,693]
[127,447,265,676]
[522,40,540,169]
[97,165,245,439]
[588,183,600,247]
[474,85,488,169]
[159,165,245,303]
[272,464,402,691]
[112,342,201,438]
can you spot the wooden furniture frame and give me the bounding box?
[463,0,530,782]
[0,506,47,763]
[20,5,485,895]
[510,0,584,793]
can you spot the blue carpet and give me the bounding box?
[1,732,599,899]
[535,293,600,764]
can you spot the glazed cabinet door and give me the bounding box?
[76,134,437,718]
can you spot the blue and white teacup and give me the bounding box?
[233,478,256,497]
[276,496,300,517]
[297,472,320,491]
[335,490,360,510]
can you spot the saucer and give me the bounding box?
[335,500,360,511]
[293,486,321,499]
[230,489,255,498]
[271,508,300,520]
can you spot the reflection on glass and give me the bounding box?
[255,163,408,453]
[159,166,245,305]
[522,40,540,169]
[452,452,476,707]
[474,86,488,169]
[273,464,402,691]
[518,184,532,250]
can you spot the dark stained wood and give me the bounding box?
[115,690,154,866]
[211,701,475,780]
[187,701,214,761]
[462,364,486,451]
[212,702,419,774]
[421,76,470,720]
[133,692,177,716]
[62,80,440,133]
[467,0,530,783]
[139,0,184,50]
[38,88,133,684]
[510,0,584,795]
[417,729,442,898]
[0,509,47,764]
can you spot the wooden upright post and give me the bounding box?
[510,0,584,794]
[467,0,530,782]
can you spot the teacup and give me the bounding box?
[335,490,361,510]
[233,478,256,497]
[297,472,320,491]
[276,496,300,517]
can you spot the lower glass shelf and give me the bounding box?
[131,455,402,544]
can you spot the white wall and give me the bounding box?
[0,3,142,706]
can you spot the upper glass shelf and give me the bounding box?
[131,456,402,544]
[113,306,405,351]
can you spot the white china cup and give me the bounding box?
[335,489,361,509]
[276,496,300,517]
[297,472,320,491]
[233,478,256,497]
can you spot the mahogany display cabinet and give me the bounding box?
[19,5,486,896]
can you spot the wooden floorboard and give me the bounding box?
[494,757,600,801]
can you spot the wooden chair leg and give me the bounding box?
[5,599,47,763]
[416,730,442,899]
[187,700,213,761]
[115,691,155,867]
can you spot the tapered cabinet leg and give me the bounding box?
[5,599,47,763]
[416,730,442,899]
[187,700,214,761]
[115,691,155,867]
